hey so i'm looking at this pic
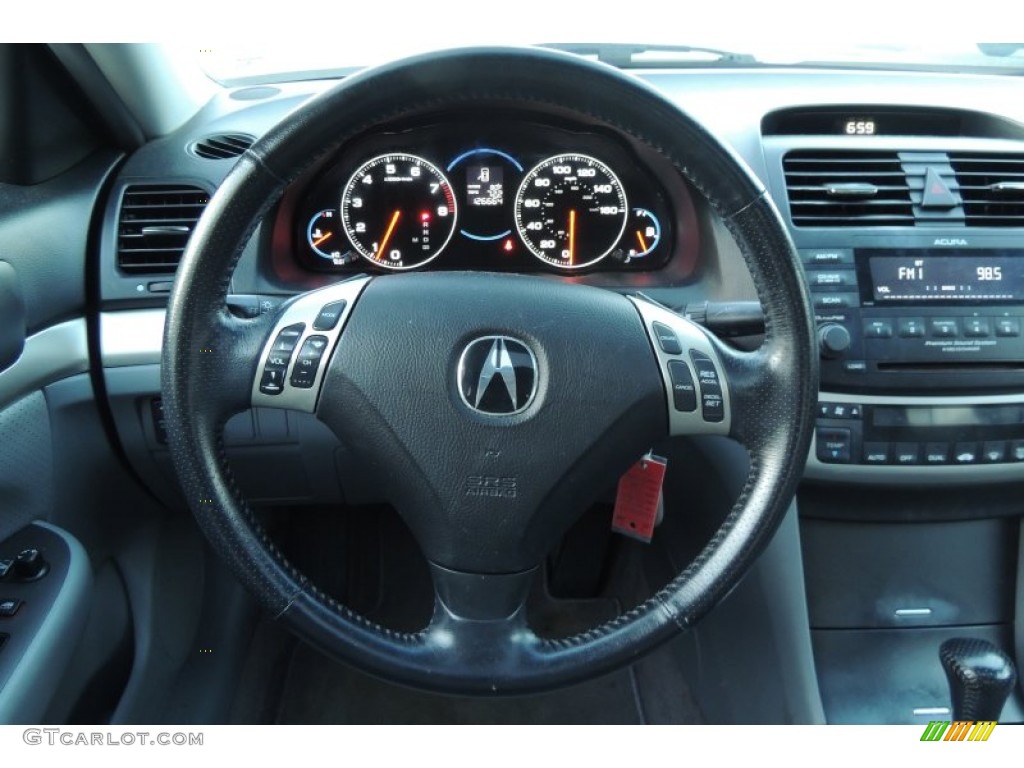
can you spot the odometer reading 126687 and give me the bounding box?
[514,154,628,270]
[340,153,457,270]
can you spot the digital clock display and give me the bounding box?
[842,118,876,135]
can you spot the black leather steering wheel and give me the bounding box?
[161,47,817,695]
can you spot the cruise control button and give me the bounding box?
[290,335,330,389]
[994,318,1021,337]
[816,427,851,463]
[982,441,1007,463]
[893,443,920,465]
[690,351,724,423]
[652,322,683,355]
[312,300,347,332]
[923,442,949,465]
[666,361,697,412]
[953,442,978,464]
[863,442,889,465]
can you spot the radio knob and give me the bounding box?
[818,323,852,359]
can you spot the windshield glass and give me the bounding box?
[192,9,1023,85]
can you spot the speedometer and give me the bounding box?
[514,154,628,270]
[340,153,457,270]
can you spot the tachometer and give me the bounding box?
[340,153,457,270]
[514,154,628,270]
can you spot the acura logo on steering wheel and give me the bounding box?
[457,336,538,415]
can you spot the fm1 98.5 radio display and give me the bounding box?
[866,250,1024,304]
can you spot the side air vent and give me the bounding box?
[950,153,1024,227]
[783,151,913,227]
[188,133,254,160]
[117,185,209,273]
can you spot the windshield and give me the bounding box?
[196,16,1024,86]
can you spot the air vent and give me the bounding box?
[117,185,209,273]
[188,133,254,160]
[783,151,913,227]
[950,153,1024,227]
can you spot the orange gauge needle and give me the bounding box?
[313,231,333,247]
[568,209,576,265]
[636,230,649,254]
[376,210,401,260]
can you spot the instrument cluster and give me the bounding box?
[289,118,692,275]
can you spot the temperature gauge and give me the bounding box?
[307,210,356,265]
[625,208,661,261]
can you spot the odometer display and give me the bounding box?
[340,153,457,270]
[514,154,627,270]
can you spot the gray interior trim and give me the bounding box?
[806,391,1024,485]
[0,522,93,724]
[100,309,165,367]
[0,320,88,410]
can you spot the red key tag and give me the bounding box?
[611,453,667,543]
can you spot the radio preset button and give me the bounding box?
[897,318,926,338]
[953,443,979,464]
[863,320,894,339]
[1010,440,1024,462]
[994,318,1021,337]
[930,319,959,338]
[893,443,920,465]
[962,318,991,338]
[923,443,949,465]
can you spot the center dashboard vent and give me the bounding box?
[117,184,209,273]
[188,133,254,160]
[783,151,913,227]
[950,153,1024,227]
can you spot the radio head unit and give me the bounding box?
[802,236,1024,393]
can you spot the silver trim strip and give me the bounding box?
[100,309,166,367]
[628,296,731,437]
[913,707,951,716]
[895,608,933,617]
[806,391,1024,484]
[0,320,89,410]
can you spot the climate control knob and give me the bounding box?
[818,323,851,359]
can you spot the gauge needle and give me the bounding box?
[636,230,649,253]
[313,231,333,247]
[376,210,401,259]
[568,209,576,265]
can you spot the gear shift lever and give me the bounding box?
[939,638,1018,721]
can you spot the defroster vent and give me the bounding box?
[117,184,209,273]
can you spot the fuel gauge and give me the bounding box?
[307,209,357,265]
[625,208,661,261]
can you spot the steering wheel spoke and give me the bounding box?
[250,276,371,413]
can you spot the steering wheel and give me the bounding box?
[161,47,817,695]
